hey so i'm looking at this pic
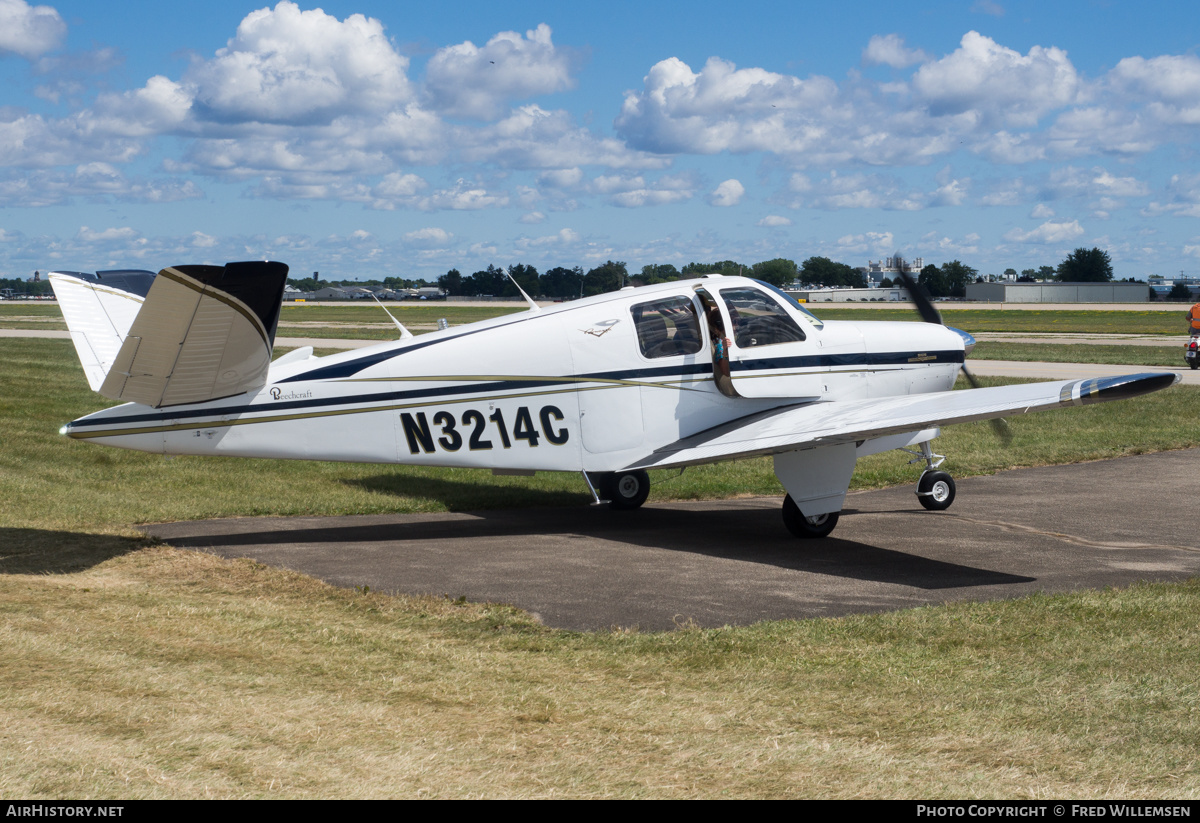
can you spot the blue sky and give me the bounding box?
[1,0,1198,281]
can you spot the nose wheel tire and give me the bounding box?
[604,470,651,510]
[782,494,840,538]
[917,471,956,511]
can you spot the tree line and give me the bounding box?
[428,247,1129,300]
[427,257,874,299]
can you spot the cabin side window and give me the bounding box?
[718,287,806,348]
[631,296,703,359]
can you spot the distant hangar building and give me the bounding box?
[964,281,1149,303]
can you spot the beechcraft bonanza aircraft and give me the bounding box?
[50,261,1179,539]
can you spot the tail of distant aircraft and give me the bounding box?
[50,261,289,408]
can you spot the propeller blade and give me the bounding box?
[899,269,1013,445]
[898,271,944,325]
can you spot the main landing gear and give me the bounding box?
[781,495,839,538]
[584,469,651,510]
[902,441,957,512]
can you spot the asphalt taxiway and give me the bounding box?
[146,449,1200,631]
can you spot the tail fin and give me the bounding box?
[55,261,288,408]
[49,270,153,391]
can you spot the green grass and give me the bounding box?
[972,341,1186,367]
[0,303,61,317]
[276,303,525,339]
[0,303,67,329]
[4,337,1200,798]
[281,302,523,324]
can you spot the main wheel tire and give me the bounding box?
[606,470,650,510]
[917,471,956,511]
[781,494,840,538]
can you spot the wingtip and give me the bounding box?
[1066,372,1181,405]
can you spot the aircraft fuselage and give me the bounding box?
[63,276,965,473]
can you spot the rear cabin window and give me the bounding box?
[719,287,806,348]
[632,296,703,359]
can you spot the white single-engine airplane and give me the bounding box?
[49,261,1179,538]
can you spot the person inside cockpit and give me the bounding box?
[703,302,736,398]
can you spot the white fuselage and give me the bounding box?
[64,276,965,472]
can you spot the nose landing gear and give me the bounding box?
[902,440,957,512]
[916,470,956,511]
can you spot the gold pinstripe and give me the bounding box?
[335,373,708,390]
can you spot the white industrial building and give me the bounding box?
[866,254,923,281]
[965,282,1149,303]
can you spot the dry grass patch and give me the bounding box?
[2,547,1199,798]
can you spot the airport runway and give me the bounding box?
[147,449,1200,632]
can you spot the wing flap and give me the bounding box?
[627,372,1180,470]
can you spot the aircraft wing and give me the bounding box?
[626,372,1180,470]
[98,262,288,408]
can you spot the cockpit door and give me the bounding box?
[715,285,824,400]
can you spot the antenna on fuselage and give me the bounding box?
[505,271,541,313]
[369,292,414,339]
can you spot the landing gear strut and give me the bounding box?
[901,441,957,512]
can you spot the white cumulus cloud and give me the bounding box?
[418,179,509,211]
[913,31,1080,127]
[1003,219,1085,244]
[425,23,574,120]
[709,179,744,207]
[188,1,412,125]
[76,225,142,243]
[615,56,838,155]
[863,34,929,69]
[757,215,792,227]
[404,227,453,246]
[0,0,64,59]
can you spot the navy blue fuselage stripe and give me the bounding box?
[66,350,963,429]
[277,323,500,383]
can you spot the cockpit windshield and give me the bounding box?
[751,279,824,330]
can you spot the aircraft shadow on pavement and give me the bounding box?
[0,528,146,575]
[147,504,1035,591]
[343,472,590,511]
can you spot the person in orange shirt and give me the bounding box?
[1188,301,1200,336]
